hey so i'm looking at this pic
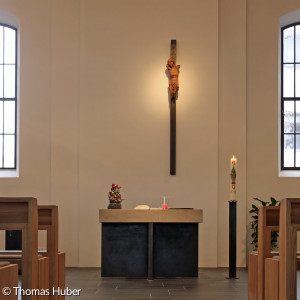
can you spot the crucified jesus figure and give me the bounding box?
[166,58,180,100]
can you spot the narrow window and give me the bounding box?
[0,24,17,169]
[281,23,300,169]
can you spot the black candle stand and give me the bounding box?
[226,200,239,279]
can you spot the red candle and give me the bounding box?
[162,196,168,209]
[162,203,168,210]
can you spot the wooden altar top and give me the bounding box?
[99,209,203,223]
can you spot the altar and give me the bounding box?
[99,209,203,279]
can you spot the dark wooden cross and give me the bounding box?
[170,40,177,175]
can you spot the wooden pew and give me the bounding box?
[248,252,258,300]
[0,197,38,300]
[248,206,280,300]
[0,252,49,286]
[250,202,300,300]
[257,206,280,300]
[0,206,66,300]
[38,206,65,300]
[265,257,279,300]
[279,198,300,300]
[37,257,50,299]
[57,252,65,300]
[248,206,281,300]
[0,262,18,300]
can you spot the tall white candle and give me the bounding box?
[230,156,237,201]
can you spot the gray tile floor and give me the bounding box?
[65,268,248,300]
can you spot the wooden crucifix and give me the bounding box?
[166,40,180,175]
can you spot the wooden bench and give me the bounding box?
[0,205,65,300]
[0,261,18,300]
[248,206,280,300]
[265,256,279,300]
[248,252,258,300]
[0,197,38,299]
[0,251,43,271]
[38,206,65,300]
[279,198,300,300]
[248,206,300,300]
[257,206,280,300]
[249,199,300,300]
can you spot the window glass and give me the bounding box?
[4,27,15,64]
[4,65,15,98]
[3,135,14,168]
[283,64,294,97]
[4,101,15,134]
[283,135,294,167]
[283,27,294,63]
[296,26,300,62]
[282,24,300,169]
[0,24,17,169]
[284,101,294,133]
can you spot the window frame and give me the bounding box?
[0,23,17,170]
[281,22,300,170]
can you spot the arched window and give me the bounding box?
[281,23,300,169]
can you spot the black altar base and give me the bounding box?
[101,223,198,279]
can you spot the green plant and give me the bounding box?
[249,197,280,250]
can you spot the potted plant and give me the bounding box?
[249,197,280,250]
[107,183,124,209]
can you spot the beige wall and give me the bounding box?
[247,0,300,254]
[0,0,220,267]
[218,0,247,267]
[79,0,219,267]
[0,0,298,268]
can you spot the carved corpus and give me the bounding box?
[166,58,180,100]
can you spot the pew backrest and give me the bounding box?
[258,206,280,300]
[0,197,38,294]
[38,206,59,299]
[279,198,300,300]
